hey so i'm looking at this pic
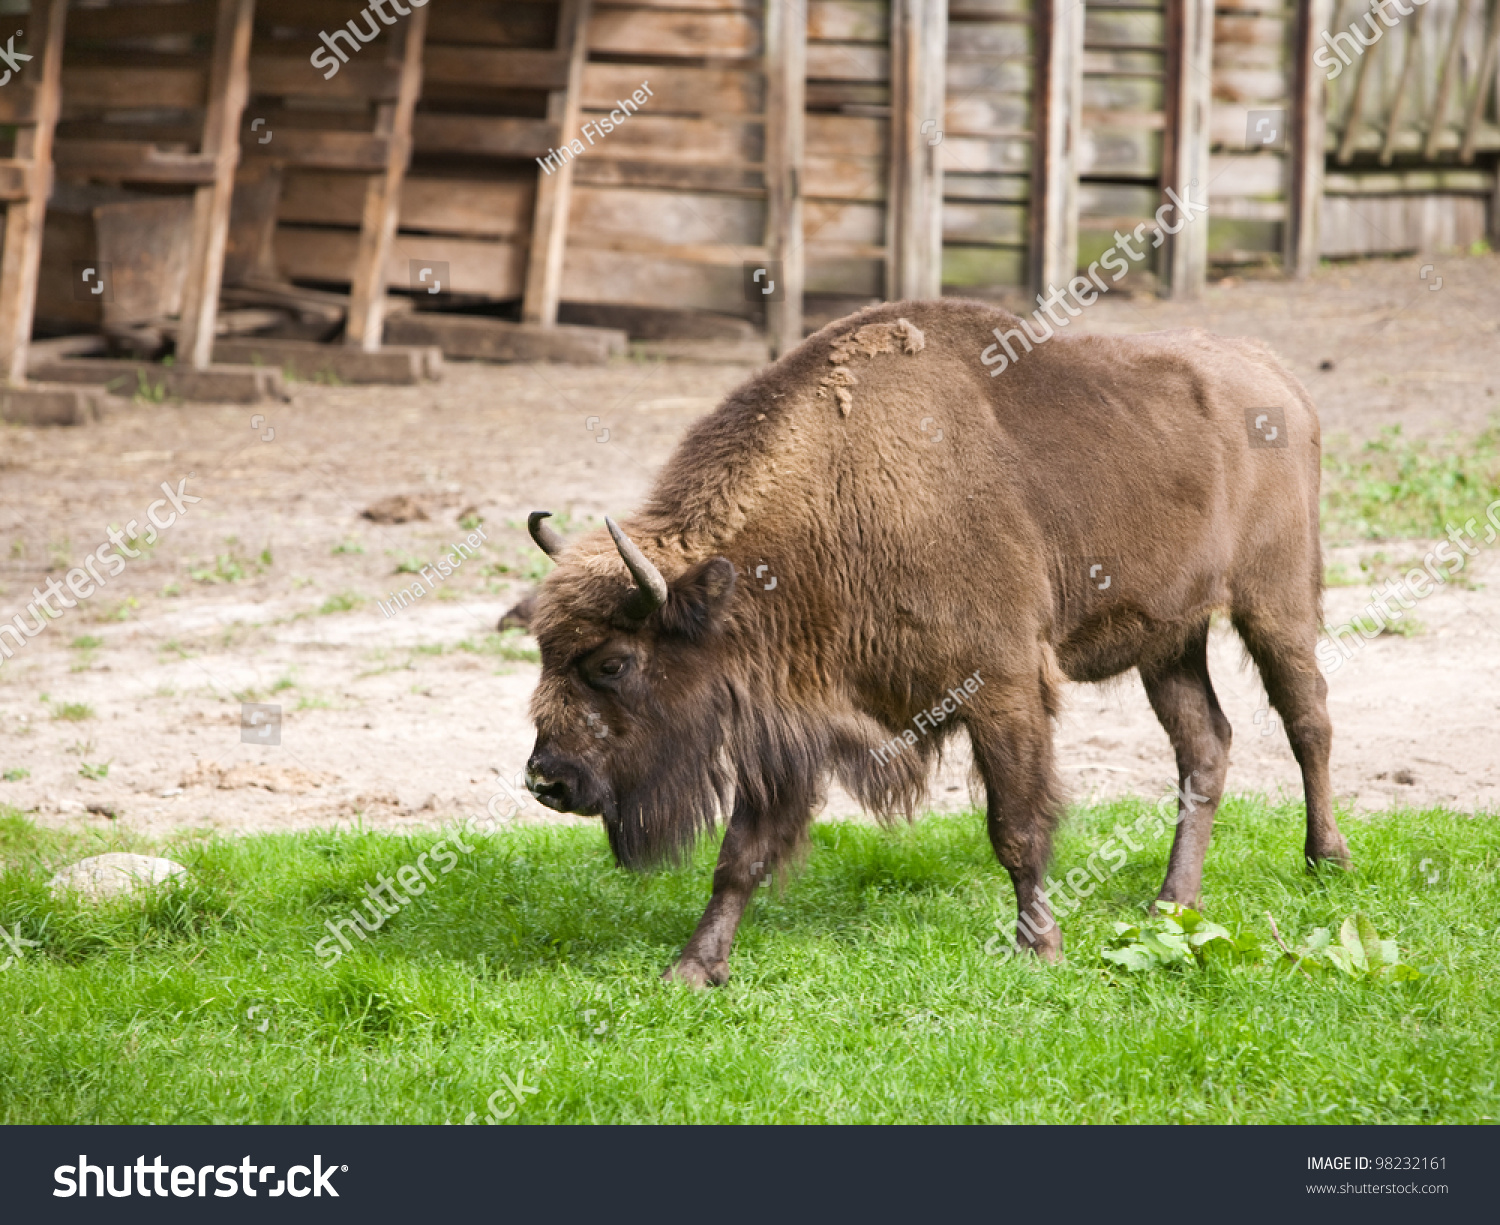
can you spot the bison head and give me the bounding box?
[522,512,739,867]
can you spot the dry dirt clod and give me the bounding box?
[362,494,429,524]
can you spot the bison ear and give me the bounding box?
[661,557,736,640]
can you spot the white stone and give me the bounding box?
[48,853,189,903]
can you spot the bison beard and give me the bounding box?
[522,297,1351,987]
[597,681,734,870]
[603,663,938,870]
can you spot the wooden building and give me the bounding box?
[0,0,1496,410]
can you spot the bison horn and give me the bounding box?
[606,517,668,616]
[528,511,567,558]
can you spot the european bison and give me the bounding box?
[521,298,1349,986]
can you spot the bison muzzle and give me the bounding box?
[521,299,1350,987]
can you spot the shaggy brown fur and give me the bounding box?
[522,297,1349,986]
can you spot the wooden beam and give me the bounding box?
[411,115,554,160]
[384,315,626,364]
[764,0,806,356]
[59,66,208,109]
[248,57,403,102]
[1379,6,1426,166]
[239,129,393,171]
[1029,0,1083,298]
[1160,0,1212,298]
[66,1,218,39]
[345,4,428,353]
[31,358,285,403]
[1286,0,1329,277]
[176,0,256,371]
[521,0,592,327]
[215,337,439,383]
[1424,0,1474,161]
[423,47,570,91]
[51,141,218,183]
[887,0,947,301]
[0,385,99,426]
[1460,0,1500,163]
[0,0,67,386]
[1333,12,1379,165]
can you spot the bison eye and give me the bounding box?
[584,654,632,687]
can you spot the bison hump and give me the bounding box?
[816,317,926,416]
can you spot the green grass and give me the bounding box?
[1322,424,1500,541]
[50,702,94,722]
[0,797,1494,1124]
[1348,613,1425,639]
[455,630,540,663]
[318,592,365,616]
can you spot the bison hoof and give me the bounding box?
[662,957,729,988]
[1305,841,1353,871]
[1025,938,1062,964]
[1013,929,1061,963]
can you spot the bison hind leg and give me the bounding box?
[1231,605,1350,870]
[1139,618,1233,910]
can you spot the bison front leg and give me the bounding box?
[968,689,1064,962]
[664,803,803,988]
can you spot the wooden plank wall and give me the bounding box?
[565,0,768,322]
[1208,0,1291,267]
[942,0,1034,295]
[803,0,891,321]
[1078,0,1166,287]
[275,1,542,300]
[249,0,1500,338]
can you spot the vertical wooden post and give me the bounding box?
[1424,0,1474,160]
[0,0,67,385]
[346,4,428,352]
[1377,6,1425,165]
[887,0,947,301]
[1333,22,1378,164]
[1286,0,1328,276]
[521,0,591,327]
[1029,0,1082,298]
[1160,0,1212,298]
[177,0,255,370]
[765,0,806,356]
[1459,0,1500,164]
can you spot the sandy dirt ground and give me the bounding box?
[1,250,1498,843]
